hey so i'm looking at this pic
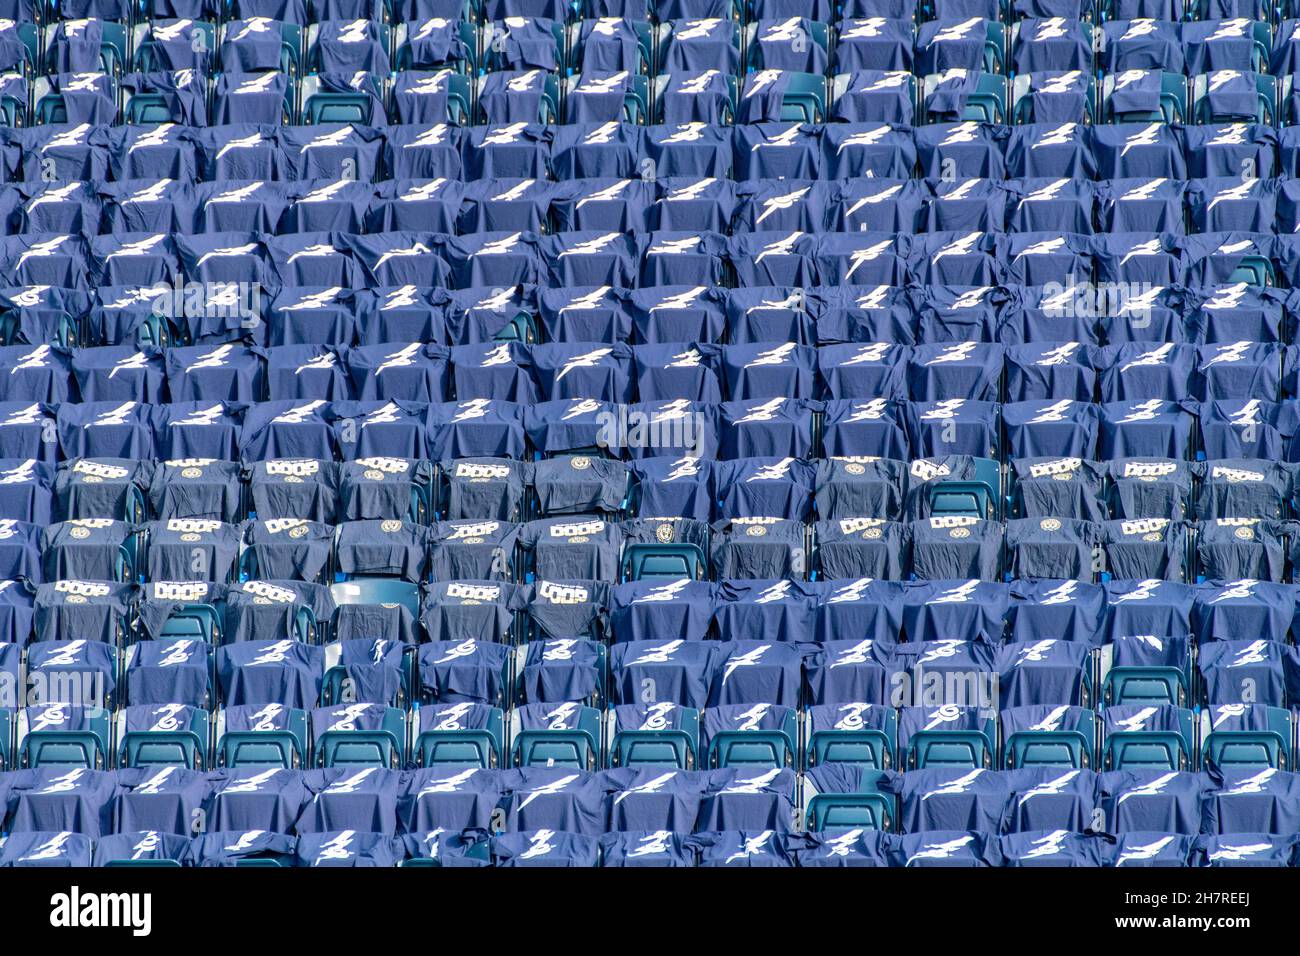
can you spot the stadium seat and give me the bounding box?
[511,703,603,768]
[43,21,128,78]
[117,707,210,769]
[216,707,309,769]
[1103,706,1196,771]
[606,705,700,769]
[301,73,386,125]
[156,599,225,645]
[1103,666,1190,708]
[905,713,997,770]
[922,71,1007,123]
[1200,704,1292,770]
[803,768,894,832]
[806,705,897,771]
[707,706,797,768]
[1011,71,1096,123]
[620,542,709,580]
[394,19,478,72]
[1192,71,1276,123]
[413,703,505,768]
[18,706,112,769]
[928,457,1003,521]
[313,705,407,767]
[1002,707,1097,769]
[1101,71,1187,123]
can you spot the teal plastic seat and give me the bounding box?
[1201,706,1291,770]
[804,770,894,832]
[1103,666,1187,707]
[1003,710,1097,769]
[1227,255,1275,287]
[159,602,223,644]
[119,709,210,769]
[100,22,129,77]
[806,792,894,832]
[708,710,797,769]
[907,718,996,769]
[1104,707,1194,771]
[0,73,24,127]
[807,707,896,771]
[15,22,37,75]
[415,706,504,768]
[217,707,309,768]
[776,72,828,123]
[621,543,708,581]
[608,707,699,769]
[928,457,1001,520]
[967,72,1008,123]
[20,708,112,769]
[301,74,381,125]
[984,20,1005,74]
[492,310,538,343]
[400,838,490,866]
[104,859,183,867]
[444,72,473,126]
[313,706,407,767]
[511,706,602,769]
[124,92,173,124]
[279,22,304,82]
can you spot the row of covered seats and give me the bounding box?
[8,232,1300,295]
[12,280,1300,350]
[17,0,1286,31]
[0,632,1289,765]
[13,118,1300,178]
[10,451,1300,519]
[21,176,1300,239]
[2,575,1297,703]
[18,121,1300,182]
[20,177,1300,238]
[18,63,1300,129]
[3,763,1300,845]
[2,395,1300,464]
[0,689,1287,774]
[1,395,1299,464]
[18,15,1300,81]
[6,824,1299,867]
[17,0,1299,28]
[16,341,1300,404]
[19,511,1300,584]
[14,572,1300,646]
